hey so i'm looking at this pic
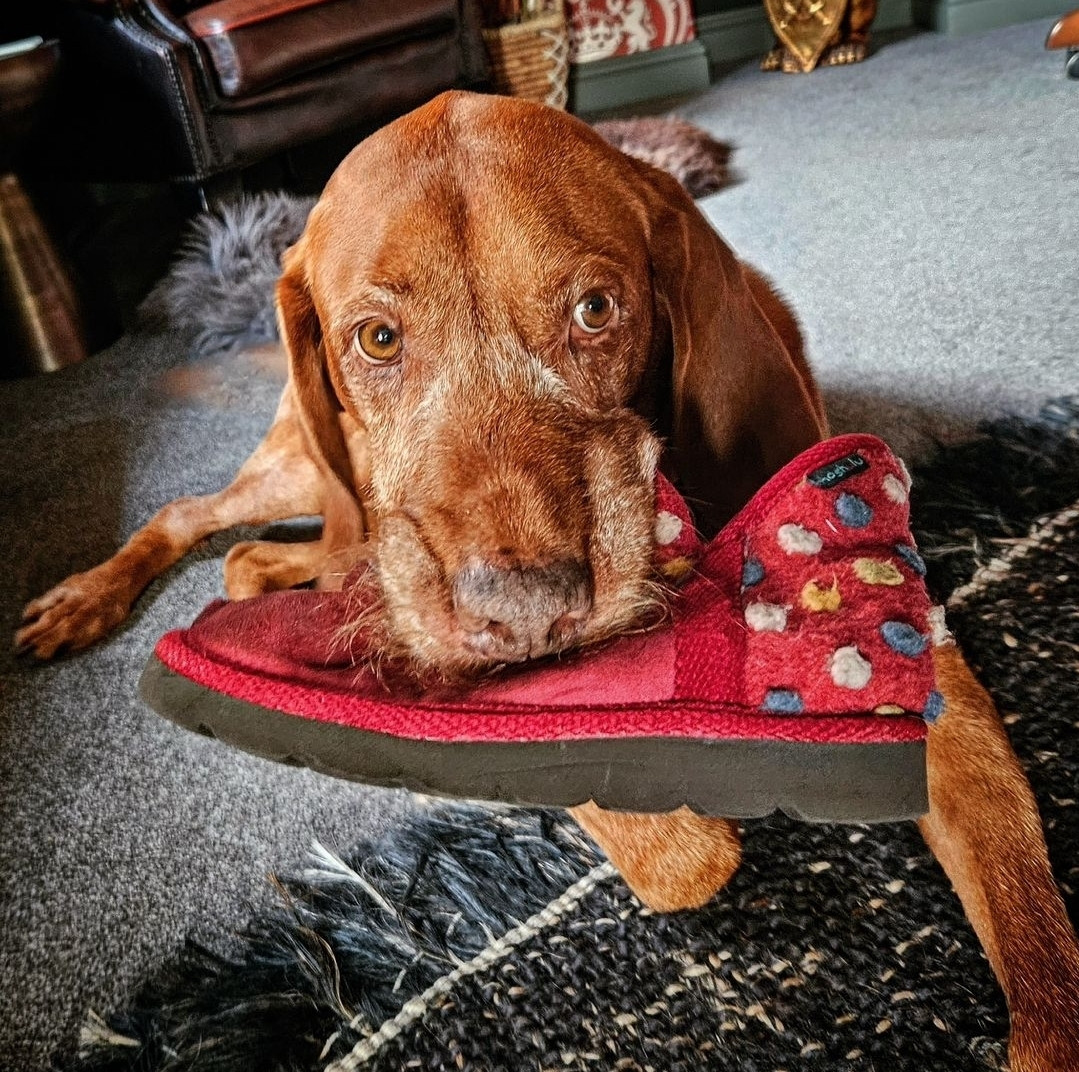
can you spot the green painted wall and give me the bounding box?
[913,0,1067,34]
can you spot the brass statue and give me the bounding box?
[762,0,877,73]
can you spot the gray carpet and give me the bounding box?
[683,18,1078,459]
[1,16,1076,1070]
[0,336,417,1071]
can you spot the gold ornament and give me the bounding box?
[763,0,848,73]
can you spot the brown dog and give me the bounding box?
[16,93,1079,1069]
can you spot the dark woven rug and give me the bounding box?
[69,400,1079,1072]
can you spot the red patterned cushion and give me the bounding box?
[567,0,697,64]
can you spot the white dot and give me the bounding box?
[882,473,908,504]
[745,602,789,632]
[777,523,823,555]
[927,605,952,646]
[831,646,872,689]
[654,511,683,547]
[897,457,913,490]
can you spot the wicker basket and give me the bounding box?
[481,10,569,110]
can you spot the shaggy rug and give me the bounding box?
[138,117,732,357]
[68,399,1079,1072]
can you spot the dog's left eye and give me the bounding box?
[572,292,615,334]
[355,320,403,363]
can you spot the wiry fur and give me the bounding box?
[142,120,731,358]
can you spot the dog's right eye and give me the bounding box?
[355,320,403,364]
[573,292,615,334]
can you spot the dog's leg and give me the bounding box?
[16,389,324,658]
[573,648,1079,1068]
[223,538,339,599]
[920,646,1079,1072]
[569,803,742,912]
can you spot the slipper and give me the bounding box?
[140,433,946,822]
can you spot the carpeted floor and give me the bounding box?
[64,399,1079,1071]
[683,18,1079,461]
[2,15,1077,1071]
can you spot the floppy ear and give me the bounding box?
[276,241,368,585]
[639,166,827,535]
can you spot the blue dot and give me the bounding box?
[762,688,805,714]
[894,543,927,576]
[923,691,946,723]
[880,621,928,658]
[836,493,873,529]
[742,556,765,588]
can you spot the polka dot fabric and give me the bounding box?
[651,468,702,583]
[734,439,944,722]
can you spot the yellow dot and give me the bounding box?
[853,558,904,586]
[801,579,842,612]
[659,556,694,583]
[874,704,905,715]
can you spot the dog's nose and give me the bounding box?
[452,558,593,661]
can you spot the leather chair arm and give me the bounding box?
[182,0,459,99]
[184,0,338,34]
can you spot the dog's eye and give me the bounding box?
[355,320,402,363]
[572,292,615,334]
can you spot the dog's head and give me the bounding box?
[277,92,822,677]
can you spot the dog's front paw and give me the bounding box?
[223,539,326,600]
[15,573,131,658]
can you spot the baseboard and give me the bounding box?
[694,6,774,69]
[913,0,1064,34]
[564,0,1045,114]
[569,39,711,115]
[696,0,914,69]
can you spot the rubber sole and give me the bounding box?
[140,655,929,823]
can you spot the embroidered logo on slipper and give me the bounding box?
[807,451,869,489]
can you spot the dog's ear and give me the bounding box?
[635,164,827,535]
[277,241,368,585]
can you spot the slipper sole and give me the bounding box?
[141,654,928,822]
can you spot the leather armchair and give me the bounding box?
[33,0,489,186]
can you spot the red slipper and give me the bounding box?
[141,434,946,822]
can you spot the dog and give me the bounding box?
[16,92,1079,1069]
